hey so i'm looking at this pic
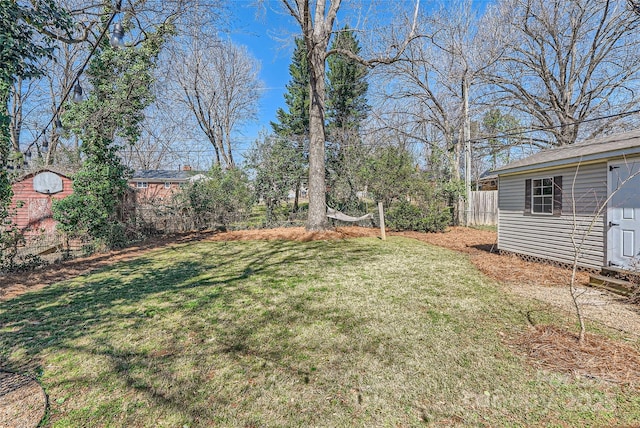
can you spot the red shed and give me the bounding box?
[10,168,74,237]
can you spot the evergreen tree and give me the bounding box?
[480,109,521,170]
[270,37,310,212]
[272,38,311,138]
[326,26,369,133]
[325,27,370,213]
[53,20,171,249]
[247,134,304,225]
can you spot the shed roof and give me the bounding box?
[13,166,73,183]
[494,129,640,175]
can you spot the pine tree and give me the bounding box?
[326,26,369,133]
[325,27,370,213]
[272,38,310,138]
[270,37,310,213]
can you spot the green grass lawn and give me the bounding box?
[1,237,638,427]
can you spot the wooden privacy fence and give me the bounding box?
[468,190,498,226]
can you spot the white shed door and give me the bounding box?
[608,160,640,269]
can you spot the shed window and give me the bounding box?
[532,178,553,213]
[136,181,148,188]
[164,182,171,189]
[525,176,562,216]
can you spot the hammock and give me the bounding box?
[326,207,372,222]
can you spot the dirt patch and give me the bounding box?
[206,226,379,242]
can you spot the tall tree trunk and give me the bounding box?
[304,9,331,231]
[307,43,328,231]
[10,79,22,153]
[462,74,471,226]
[45,132,59,166]
[0,79,14,213]
[207,132,221,165]
[292,180,300,214]
[282,0,342,231]
[225,134,234,168]
[216,125,231,167]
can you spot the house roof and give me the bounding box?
[494,129,640,175]
[130,170,203,182]
[478,170,498,181]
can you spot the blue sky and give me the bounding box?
[228,2,300,146]
[224,1,470,148]
[209,1,494,163]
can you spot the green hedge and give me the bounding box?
[386,200,451,233]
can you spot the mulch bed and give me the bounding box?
[514,325,640,389]
[394,228,591,287]
[0,371,46,428]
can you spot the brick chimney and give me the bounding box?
[183,165,192,171]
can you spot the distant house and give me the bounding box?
[494,129,640,271]
[10,168,74,237]
[128,166,205,202]
[475,172,498,191]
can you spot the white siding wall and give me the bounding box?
[498,163,607,269]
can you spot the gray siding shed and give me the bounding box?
[494,129,640,270]
[498,163,607,269]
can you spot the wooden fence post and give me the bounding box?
[378,201,386,241]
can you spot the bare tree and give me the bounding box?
[119,108,187,170]
[489,0,640,148]
[169,39,261,168]
[369,0,506,224]
[567,158,640,343]
[280,0,420,230]
[44,40,89,166]
[371,3,469,181]
[9,79,26,153]
[12,0,221,169]
[8,0,102,168]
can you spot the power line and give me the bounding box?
[468,108,640,143]
[118,105,640,158]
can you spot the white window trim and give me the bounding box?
[136,181,148,188]
[531,177,554,215]
[164,182,171,189]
